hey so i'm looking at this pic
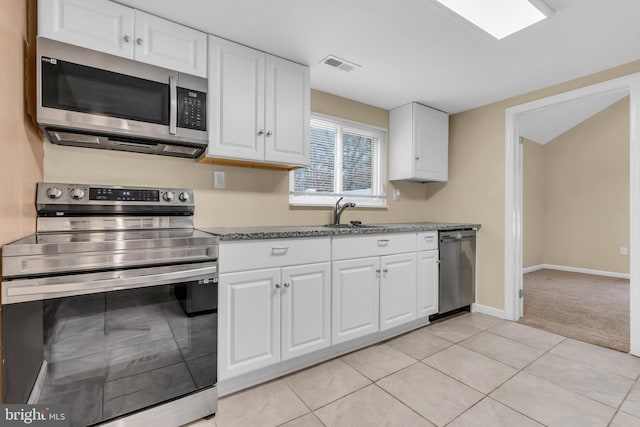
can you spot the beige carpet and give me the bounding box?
[519,269,630,353]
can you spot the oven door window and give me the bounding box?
[41,58,170,125]
[31,282,216,426]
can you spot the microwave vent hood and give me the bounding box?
[45,129,204,158]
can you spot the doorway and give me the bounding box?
[504,73,640,356]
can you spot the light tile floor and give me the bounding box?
[188,313,640,427]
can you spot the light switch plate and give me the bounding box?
[620,246,628,256]
[393,189,401,201]
[214,171,225,189]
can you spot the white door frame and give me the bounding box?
[504,73,640,356]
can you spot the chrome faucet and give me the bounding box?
[333,197,356,225]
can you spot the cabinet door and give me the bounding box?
[208,36,265,161]
[39,0,134,58]
[219,268,280,379]
[380,253,417,330]
[264,55,310,166]
[133,11,206,77]
[417,250,439,317]
[332,258,380,344]
[414,103,449,181]
[281,263,331,360]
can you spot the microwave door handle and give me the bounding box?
[169,75,177,135]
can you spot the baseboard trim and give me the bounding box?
[471,303,505,319]
[523,264,630,280]
[523,264,545,274]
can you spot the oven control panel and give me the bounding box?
[36,182,195,210]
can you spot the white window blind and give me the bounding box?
[290,114,387,207]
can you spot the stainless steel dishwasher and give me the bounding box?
[437,229,476,315]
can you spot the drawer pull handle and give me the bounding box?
[284,282,290,288]
[424,236,434,241]
[271,247,290,255]
[275,283,282,289]
[377,239,390,246]
[382,269,388,273]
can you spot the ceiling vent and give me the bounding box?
[320,55,361,72]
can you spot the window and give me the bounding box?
[289,114,387,207]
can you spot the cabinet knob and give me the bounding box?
[375,269,381,273]
[284,283,290,288]
[258,129,265,136]
[136,38,144,45]
[123,35,131,43]
[382,269,388,273]
[415,156,420,161]
[275,283,282,289]
[266,130,273,137]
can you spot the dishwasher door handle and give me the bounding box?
[441,236,475,242]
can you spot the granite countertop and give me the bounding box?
[201,222,480,241]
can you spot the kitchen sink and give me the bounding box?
[323,223,385,229]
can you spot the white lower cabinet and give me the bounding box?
[219,261,331,380]
[417,250,440,317]
[219,268,280,379]
[331,233,420,343]
[332,257,380,344]
[380,253,418,330]
[281,263,331,360]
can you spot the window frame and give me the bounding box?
[289,112,388,208]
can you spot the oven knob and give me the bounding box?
[178,192,190,202]
[163,191,175,202]
[46,187,62,199]
[70,188,85,200]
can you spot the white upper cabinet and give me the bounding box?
[38,0,207,77]
[132,11,207,77]
[264,55,310,166]
[389,102,449,182]
[208,37,265,162]
[207,35,310,168]
[39,0,134,58]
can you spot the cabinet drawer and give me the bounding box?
[332,233,416,260]
[417,231,438,251]
[220,238,330,273]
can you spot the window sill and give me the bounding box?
[289,198,388,209]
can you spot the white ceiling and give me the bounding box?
[520,91,629,144]
[116,0,640,114]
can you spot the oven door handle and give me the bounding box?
[1,265,218,304]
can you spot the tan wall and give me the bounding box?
[0,0,42,401]
[44,90,432,228]
[523,139,545,267]
[1,0,42,246]
[424,61,640,310]
[542,98,630,273]
[523,99,630,273]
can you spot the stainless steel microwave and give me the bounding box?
[36,37,208,158]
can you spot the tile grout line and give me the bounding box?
[372,380,440,426]
[606,376,640,427]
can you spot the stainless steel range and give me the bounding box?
[1,183,219,427]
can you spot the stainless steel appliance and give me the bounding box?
[37,37,207,158]
[436,229,476,315]
[1,182,218,427]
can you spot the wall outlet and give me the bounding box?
[620,246,628,256]
[393,188,401,201]
[214,171,225,189]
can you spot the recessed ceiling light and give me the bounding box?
[435,0,554,40]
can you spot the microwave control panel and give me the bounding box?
[177,87,207,131]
